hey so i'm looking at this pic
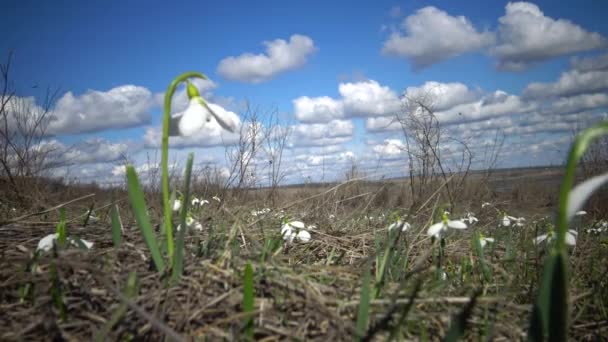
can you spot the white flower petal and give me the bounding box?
[297,230,311,243]
[485,237,495,243]
[402,222,411,232]
[427,222,446,237]
[37,233,59,252]
[565,232,577,246]
[479,239,487,248]
[174,98,209,137]
[289,221,306,229]
[193,222,203,231]
[534,234,548,245]
[280,224,292,236]
[173,200,182,212]
[567,172,608,222]
[205,102,237,133]
[448,220,467,229]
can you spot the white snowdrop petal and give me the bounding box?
[280,224,292,236]
[37,233,59,252]
[297,230,311,243]
[402,222,411,232]
[448,220,467,229]
[289,221,306,229]
[565,233,577,246]
[534,234,548,245]
[567,172,608,223]
[485,238,495,243]
[427,222,445,237]
[177,99,209,136]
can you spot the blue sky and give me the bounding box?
[2,0,608,186]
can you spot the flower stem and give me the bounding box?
[162,72,206,263]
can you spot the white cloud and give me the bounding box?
[404,81,480,111]
[437,90,534,124]
[366,116,401,132]
[381,6,494,69]
[570,53,608,72]
[293,96,344,122]
[62,138,133,164]
[290,120,354,147]
[372,139,406,160]
[339,80,401,117]
[144,102,242,148]
[491,2,607,71]
[49,85,154,134]
[524,69,608,99]
[217,34,317,83]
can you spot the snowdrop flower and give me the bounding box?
[192,197,200,207]
[296,230,311,243]
[534,229,577,246]
[481,202,491,209]
[329,214,335,220]
[427,212,467,238]
[575,210,587,216]
[461,212,478,225]
[177,215,203,232]
[566,172,608,223]
[169,82,236,137]
[37,233,59,252]
[478,234,494,248]
[212,196,221,202]
[513,217,526,227]
[173,199,182,212]
[501,215,517,227]
[86,210,99,222]
[37,233,94,252]
[388,220,411,232]
[201,199,210,205]
[280,220,311,243]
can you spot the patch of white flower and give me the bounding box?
[37,233,94,253]
[427,212,467,238]
[280,220,312,243]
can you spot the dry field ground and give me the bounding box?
[0,166,606,341]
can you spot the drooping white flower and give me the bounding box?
[201,199,210,206]
[567,172,608,223]
[427,213,467,238]
[191,197,200,207]
[173,199,182,212]
[501,215,512,227]
[534,229,577,246]
[388,220,411,232]
[513,217,526,227]
[329,214,335,220]
[575,210,587,216]
[297,230,311,243]
[37,233,94,252]
[280,220,309,243]
[462,212,478,225]
[37,233,59,252]
[481,202,491,209]
[86,210,99,223]
[478,234,494,248]
[212,196,221,202]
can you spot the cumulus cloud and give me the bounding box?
[339,80,401,117]
[403,81,480,111]
[491,2,607,71]
[144,102,242,148]
[293,96,344,123]
[381,6,494,69]
[524,54,608,99]
[62,138,133,164]
[366,116,401,132]
[217,34,317,83]
[372,139,406,160]
[48,85,154,135]
[290,119,354,147]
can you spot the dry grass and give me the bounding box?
[0,168,607,341]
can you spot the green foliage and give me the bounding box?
[110,203,123,248]
[243,262,255,340]
[94,272,139,342]
[56,208,67,247]
[171,153,194,285]
[126,165,165,273]
[356,263,372,341]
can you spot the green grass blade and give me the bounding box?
[94,272,139,342]
[243,262,255,340]
[126,165,165,273]
[56,208,67,247]
[473,233,491,282]
[110,203,123,248]
[171,153,194,285]
[528,251,568,341]
[356,263,372,341]
[50,261,67,322]
[443,289,481,342]
[83,202,95,226]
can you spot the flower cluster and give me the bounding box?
[37,233,94,253]
[280,220,312,243]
